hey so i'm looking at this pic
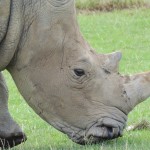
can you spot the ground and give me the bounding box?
[3,8,150,150]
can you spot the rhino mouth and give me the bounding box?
[70,117,126,145]
[86,126,122,144]
[75,126,122,145]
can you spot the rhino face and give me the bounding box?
[25,29,129,143]
[43,41,129,144]
[7,0,150,146]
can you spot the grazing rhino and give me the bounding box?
[0,0,150,148]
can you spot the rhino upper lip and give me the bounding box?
[85,113,126,140]
[76,125,122,145]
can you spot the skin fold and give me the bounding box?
[0,0,149,148]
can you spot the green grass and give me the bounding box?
[76,0,150,11]
[3,8,150,150]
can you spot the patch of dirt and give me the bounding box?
[77,2,150,14]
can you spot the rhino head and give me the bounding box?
[0,0,149,146]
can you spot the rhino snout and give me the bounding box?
[71,117,126,145]
[74,126,122,145]
[83,127,118,144]
[84,125,123,144]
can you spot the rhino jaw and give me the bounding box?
[123,71,150,109]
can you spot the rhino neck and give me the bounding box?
[0,0,10,44]
[0,0,23,71]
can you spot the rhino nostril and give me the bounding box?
[107,127,113,139]
[107,127,113,133]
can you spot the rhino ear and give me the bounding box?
[102,51,122,73]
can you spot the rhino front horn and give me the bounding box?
[124,71,150,109]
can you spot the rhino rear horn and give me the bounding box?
[101,51,122,73]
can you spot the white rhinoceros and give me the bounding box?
[0,0,150,148]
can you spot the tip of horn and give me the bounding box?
[114,51,122,61]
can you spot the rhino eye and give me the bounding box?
[74,69,85,77]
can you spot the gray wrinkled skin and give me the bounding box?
[0,0,150,148]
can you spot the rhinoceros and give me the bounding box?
[0,0,150,148]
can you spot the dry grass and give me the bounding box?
[76,0,150,11]
[127,120,150,131]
